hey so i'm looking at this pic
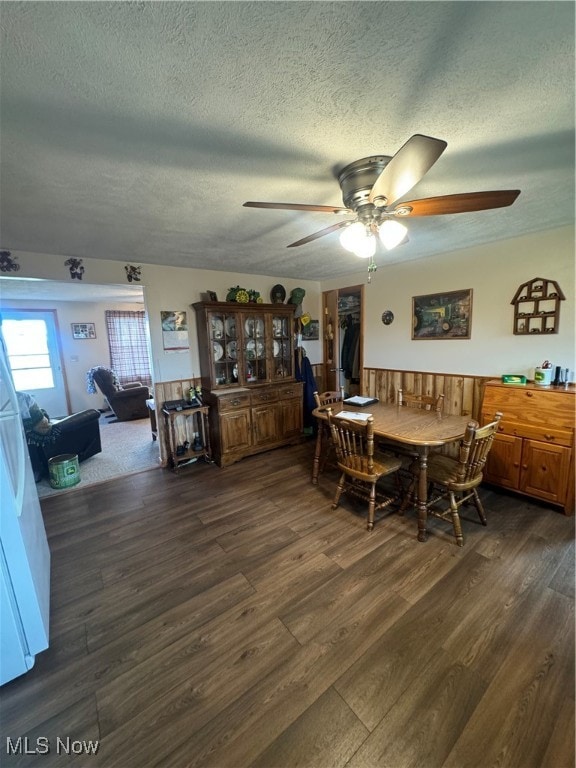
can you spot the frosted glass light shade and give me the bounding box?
[339,222,368,253]
[353,234,376,258]
[339,222,376,258]
[379,220,408,250]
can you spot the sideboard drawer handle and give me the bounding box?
[526,391,534,397]
[231,399,241,406]
[544,434,554,441]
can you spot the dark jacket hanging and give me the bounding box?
[295,351,318,429]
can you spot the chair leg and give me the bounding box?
[367,483,376,531]
[332,473,345,510]
[449,491,464,547]
[472,488,487,525]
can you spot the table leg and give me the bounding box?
[312,422,324,484]
[416,446,429,542]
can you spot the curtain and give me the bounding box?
[105,311,152,387]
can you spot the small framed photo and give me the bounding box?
[412,289,472,340]
[301,319,320,340]
[207,291,218,302]
[71,322,96,339]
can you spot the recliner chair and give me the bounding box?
[89,366,150,421]
[17,392,102,482]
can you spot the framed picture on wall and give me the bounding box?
[412,289,472,340]
[71,322,96,339]
[301,319,319,340]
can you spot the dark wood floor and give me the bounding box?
[1,440,574,768]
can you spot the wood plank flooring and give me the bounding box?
[1,440,574,768]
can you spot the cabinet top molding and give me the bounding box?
[192,301,297,312]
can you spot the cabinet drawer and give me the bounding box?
[276,383,303,401]
[218,393,251,411]
[482,385,575,430]
[251,388,279,405]
[482,411,573,447]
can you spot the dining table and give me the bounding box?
[312,401,476,542]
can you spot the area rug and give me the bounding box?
[36,417,161,498]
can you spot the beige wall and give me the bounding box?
[139,266,322,380]
[0,257,322,412]
[320,226,575,380]
[2,224,574,407]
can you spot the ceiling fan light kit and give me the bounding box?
[243,133,520,280]
[379,220,408,250]
[339,222,374,257]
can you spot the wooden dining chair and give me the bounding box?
[405,412,503,546]
[313,390,343,409]
[326,408,403,531]
[398,389,445,412]
[312,390,343,478]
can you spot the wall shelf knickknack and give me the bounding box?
[511,278,564,335]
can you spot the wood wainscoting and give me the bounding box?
[154,369,490,465]
[311,365,490,422]
[362,368,490,420]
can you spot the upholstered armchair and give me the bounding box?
[17,392,102,482]
[87,366,150,421]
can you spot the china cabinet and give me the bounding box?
[481,380,575,515]
[193,302,303,466]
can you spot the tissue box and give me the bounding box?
[501,375,527,385]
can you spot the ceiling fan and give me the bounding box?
[243,134,520,261]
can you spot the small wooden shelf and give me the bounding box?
[162,405,212,472]
[511,277,564,335]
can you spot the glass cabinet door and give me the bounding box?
[210,311,239,386]
[242,311,268,383]
[271,314,293,380]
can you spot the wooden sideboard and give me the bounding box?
[481,380,575,515]
[203,382,303,467]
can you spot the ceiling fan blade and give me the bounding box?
[368,134,447,207]
[392,190,521,216]
[287,220,352,247]
[243,201,350,214]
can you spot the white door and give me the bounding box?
[1,310,69,418]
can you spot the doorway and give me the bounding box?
[322,285,364,397]
[1,309,69,417]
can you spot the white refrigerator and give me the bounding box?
[0,335,50,686]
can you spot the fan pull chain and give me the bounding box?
[367,255,378,283]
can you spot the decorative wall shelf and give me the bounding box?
[511,277,564,335]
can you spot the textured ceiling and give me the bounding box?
[1,2,574,281]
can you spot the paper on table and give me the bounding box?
[344,396,378,406]
[335,411,372,421]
